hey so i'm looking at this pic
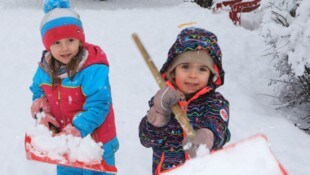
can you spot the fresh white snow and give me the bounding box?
[26,125,103,164]
[163,135,285,175]
[0,0,309,174]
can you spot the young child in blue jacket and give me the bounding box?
[29,1,119,174]
[139,27,231,174]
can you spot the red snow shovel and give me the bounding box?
[25,112,117,174]
[25,134,117,174]
[161,134,288,175]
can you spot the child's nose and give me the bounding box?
[60,43,69,51]
[188,69,197,78]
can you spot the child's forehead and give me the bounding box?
[54,38,79,42]
[178,62,208,67]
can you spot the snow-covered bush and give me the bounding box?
[259,0,310,132]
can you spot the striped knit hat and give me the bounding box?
[40,0,85,50]
[160,27,225,89]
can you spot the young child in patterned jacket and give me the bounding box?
[139,27,231,175]
[29,0,118,174]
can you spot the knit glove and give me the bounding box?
[147,87,184,127]
[182,128,214,158]
[56,124,81,137]
[31,97,51,119]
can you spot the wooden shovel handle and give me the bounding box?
[132,33,195,139]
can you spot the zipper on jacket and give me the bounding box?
[57,85,66,126]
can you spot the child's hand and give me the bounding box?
[182,128,214,158]
[56,124,81,137]
[31,97,51,119]
[153,87,184,112]
[147,87,184,127]
[37,112,60,131]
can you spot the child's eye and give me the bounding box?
[199,67,209,72]
[53,41,60,45]
[180,64,189,69]
[69,38,75,42]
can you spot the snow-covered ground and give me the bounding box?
[0,0,309,174]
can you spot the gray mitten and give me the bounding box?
[182,128,214,158]
[147,87,184,127]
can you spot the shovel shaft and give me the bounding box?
[132,33,195,139]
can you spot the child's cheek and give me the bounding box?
[175,78,185,94]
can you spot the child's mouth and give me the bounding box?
[185,82,198,86]
[185,82,199,90]
[61,54,71,59]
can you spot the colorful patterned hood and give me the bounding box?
[160,27,225,88]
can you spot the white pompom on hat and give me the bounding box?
[40,0,85,50]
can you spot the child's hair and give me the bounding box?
[49,45,84,85]
[40,1,86,86]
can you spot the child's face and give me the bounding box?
[174,62,210,95]
[50,38,81,65]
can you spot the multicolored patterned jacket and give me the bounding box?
[30,43,119,165]
[139,89,230,174]
[139,27,231,174]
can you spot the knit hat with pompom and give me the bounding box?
[40,0,85,50]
